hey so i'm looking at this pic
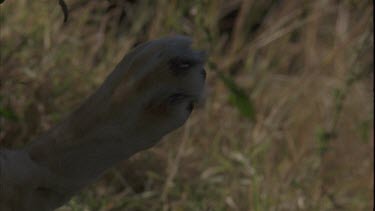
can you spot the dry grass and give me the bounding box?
[0,0,373,210]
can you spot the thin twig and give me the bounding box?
[58,0,69,23]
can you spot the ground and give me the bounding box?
[0,0,373,210]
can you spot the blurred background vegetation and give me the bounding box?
[0,0,373,210]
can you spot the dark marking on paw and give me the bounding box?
[169,57,195,75]
[168,93,189,105]
[201,68,206,80]
[187,101,194,112]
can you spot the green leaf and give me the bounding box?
[358,120,371,143]
[0,107,18,121]
[315,128,334,155]
[214,68,256,121]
